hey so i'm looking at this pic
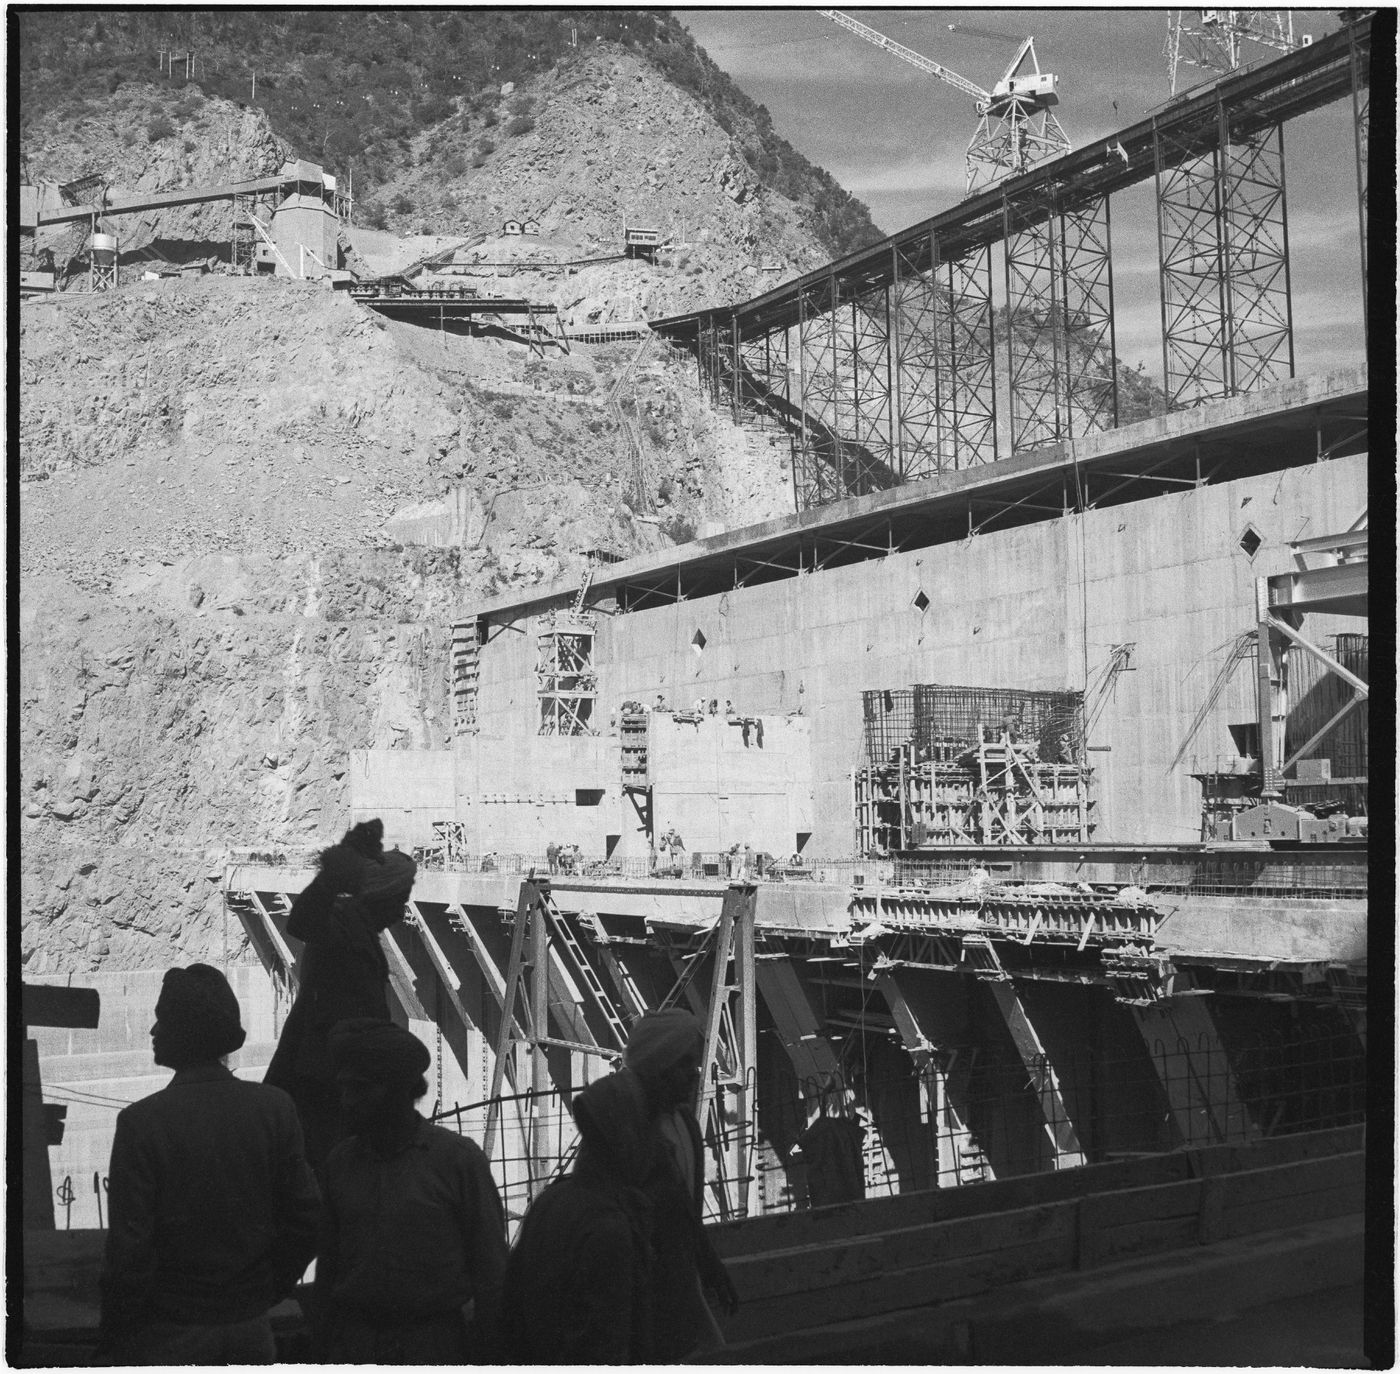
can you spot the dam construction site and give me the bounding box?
[16,8,1388,1365]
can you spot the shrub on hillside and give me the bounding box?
[362,203,388,230]
[505,115,534,137]
[391,192,414,215]
[146,114,174,142]
[444,151,468,176]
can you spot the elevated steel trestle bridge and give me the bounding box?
[651,16,1374,511]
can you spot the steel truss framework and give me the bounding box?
[652,16,1370,513]
[1004,190,1118,449]
[1154,108,1293,409]
[226,869,1367,1226]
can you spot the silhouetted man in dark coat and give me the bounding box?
[99,965,319,1365]
[314,1019,508,1363]
[624,1008,739,1358]
[502,1069,657,1362]
[265,819,416,1173]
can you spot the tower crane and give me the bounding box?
[1164,10,1311,94]
[819,9,1071,196]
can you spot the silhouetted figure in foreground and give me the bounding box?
[315,1019,508,1363]
[265,819,416,1173]
[625,1008,739,1359]
[98,965,319,1365]
[502,1069,657,1363]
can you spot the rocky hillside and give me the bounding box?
[19,273,793,973]
[17,8,882,257]
[360,45,837,316]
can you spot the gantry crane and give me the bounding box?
[819,9,1071,195]
[1164,10,1311,94]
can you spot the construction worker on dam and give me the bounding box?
[314,1019,508,1363]
[99,965,320,1365]
[264,819,417,1175]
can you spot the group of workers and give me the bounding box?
[97,819,736,1364]
[545,840,584,874]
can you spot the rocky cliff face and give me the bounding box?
[20,39,813,972]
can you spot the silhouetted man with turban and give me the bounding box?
[98,964,320,1365]
[265,818,416,1174]
[624,1007,739,1358]
[315,1018,508,1363]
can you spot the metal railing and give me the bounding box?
[432,1021,1365,1230]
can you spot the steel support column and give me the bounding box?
[1130,983,1257,1146]
[833,286,895,495]
[984,980,1087,1169]
[1155,103,1293,408]
[943,242,998,465]
[877,968,991,1187]
[891,230,946,481]
[792,274,844,509]
[695,884,761,1221]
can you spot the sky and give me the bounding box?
[671,8,1367,376]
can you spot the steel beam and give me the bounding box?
[1130,983,1257,1146]
[984,981,1087,1169]
[876,969,990,1186]
[695,885,761,1220]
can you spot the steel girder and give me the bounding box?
[1154,101,1293,409]
[1004,190,1118,452]
[944,243,999,466]
[890,232,946,481]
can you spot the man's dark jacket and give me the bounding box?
[100,1065,320,1338]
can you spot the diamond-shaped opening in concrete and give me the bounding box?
[691,629,707,654]
[912,589,931,614]
[1239,525,1263,558]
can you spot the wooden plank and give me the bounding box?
[1217,1151,1365,1207]
[726,1202,1076,1303]
[723,1231,1077,1342]
[1078,1175,1204,1230]
[1222,1182,1365,1238]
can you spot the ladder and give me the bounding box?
[542,897,630,1049]
[572,566,595,617]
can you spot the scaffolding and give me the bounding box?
[856,685,1092,852]
[536,612,597,736]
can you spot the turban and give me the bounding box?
[624,1008,704,1084]
[155,964,247,1065]
[328,1018,431,1084]
[572,1069,652,1183]
[360,850,417,920]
